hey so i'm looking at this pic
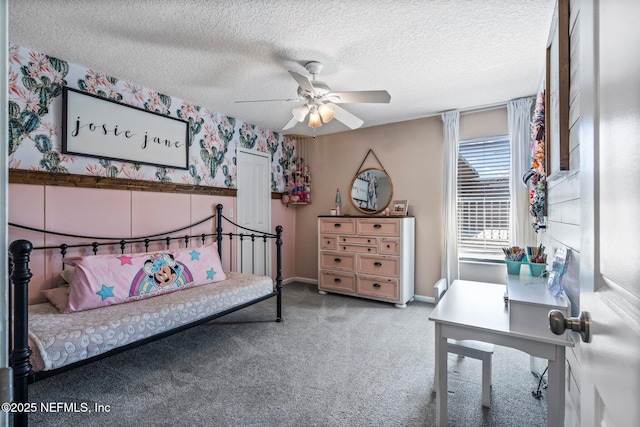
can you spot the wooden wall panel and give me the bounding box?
[8,184,47,303]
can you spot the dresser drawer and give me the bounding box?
[321,271,356,293]
[339,236,376,245]
[338,244,377,254]
[358,254,399,276]
[357,218,400,236]
[357,275,399,300]
[320,251,356,272]
[378,238,400,255]
[321,235,337,250]
[319,218,356,234]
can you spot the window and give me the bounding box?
[457,135,510,260]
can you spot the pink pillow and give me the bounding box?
[64,243,226,313]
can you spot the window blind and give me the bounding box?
[457,135,511,260]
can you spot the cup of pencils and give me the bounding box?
[503,246,525,275]
[527,245,547,277]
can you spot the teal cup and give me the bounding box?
[505,259,522,275]
[528,261,546,277]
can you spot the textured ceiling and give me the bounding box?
[9,0,555,137]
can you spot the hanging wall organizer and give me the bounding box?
[282,135,312,206]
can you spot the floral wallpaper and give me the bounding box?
[8,43,295,191]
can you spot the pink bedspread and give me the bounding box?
[27,272,273,372]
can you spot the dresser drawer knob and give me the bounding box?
[334,223,342,228]
[373,283,381,288]
[386,244,390,248]
[334,258,342,263]
[367,248,371,251]
[334,278,342,283]
[374,262,382,267]
[374,224,382,229]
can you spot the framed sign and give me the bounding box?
[62,87,189,169]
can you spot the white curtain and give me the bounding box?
[441,111,460,283]
[507,97,536,248]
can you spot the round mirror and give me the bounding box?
[350,168,393,214]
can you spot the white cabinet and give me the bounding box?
[318,216,415,307]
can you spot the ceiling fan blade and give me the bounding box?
[327,90,391,104]
[235,98,298,103]
[288,71,316,94]
[282,116,298,130]
[292,104,310,122]
[328,103,364,129]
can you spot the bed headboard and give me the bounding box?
[9,204,283,304]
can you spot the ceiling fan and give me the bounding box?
[236,61,391,131]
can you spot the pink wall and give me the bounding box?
[271,199,296,281]
[9,184,294,304]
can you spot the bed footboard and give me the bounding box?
[214,204,283,322]
[8,239,33,426]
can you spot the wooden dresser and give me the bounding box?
[317,216,415,307]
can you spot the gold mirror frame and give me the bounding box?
[349,167,394,214]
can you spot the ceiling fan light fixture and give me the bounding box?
[292,104,310,122]
[240,61,388,132]
[308,111,322,128]
[318,103,335,123]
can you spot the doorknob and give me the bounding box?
[548,310,591,343]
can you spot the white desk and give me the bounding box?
[429,280,574,427]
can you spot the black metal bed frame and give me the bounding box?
[7,204,283,427]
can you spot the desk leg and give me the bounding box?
[435,322,448,427]
[547,345,566,427]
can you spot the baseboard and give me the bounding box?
[413,294,435,304]
[283,277,318,285]
[283,278,434,304]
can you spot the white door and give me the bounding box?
[236,148,271,276]
[579,1,640,426]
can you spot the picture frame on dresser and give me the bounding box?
[390,200,408,216]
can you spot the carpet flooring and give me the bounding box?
[21,281,548,426]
